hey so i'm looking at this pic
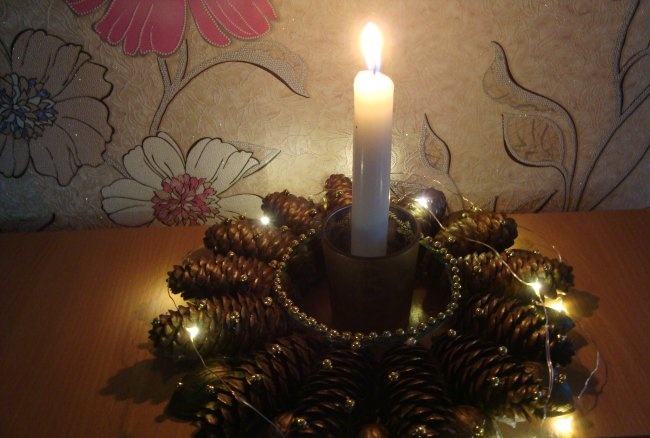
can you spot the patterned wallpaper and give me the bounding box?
[1,0,648,231]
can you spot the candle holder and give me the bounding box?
[321,205,421,333]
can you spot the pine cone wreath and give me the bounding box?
[434,210,517,257]
[204,218,299,263]
[324,174,352,214]
[149,294,291,362]
[457,249,574,301]
[279,348,376,437]
[454,293,575,366]
[262,190,324,235]
[431,331,547,421]
[168,334,326,437]
[379,344,457,437]
[167,253,278,300]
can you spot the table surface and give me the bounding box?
[0,210,648,438]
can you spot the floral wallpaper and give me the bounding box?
[1,0,648,231]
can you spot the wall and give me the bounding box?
[1,0,648,231]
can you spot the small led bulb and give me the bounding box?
[186,325,199,341]
[415,196,429,208]
[528,280,542,297]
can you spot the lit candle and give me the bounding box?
[351,22,394,257]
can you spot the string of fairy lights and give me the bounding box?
[162,182,602,438]
[407,186,603,437]
[166,289,288,436]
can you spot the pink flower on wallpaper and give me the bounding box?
[102,132,263,226]
[66,0,277,56]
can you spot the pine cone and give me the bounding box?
[149,294,291,362]
[357,423,390,438]
[454,293,575,366]
[324,174,352,213]
[435,211,517,257]
[379,344,457,437]
[204,218,297,263]
[262,190,324,235]
[167,253,277,300]
[273,417,390,438]
[457,249,574,300]
[168,334,325,436]
[450,405,496,438]
[284,348,376,437]
[431,331,547,421]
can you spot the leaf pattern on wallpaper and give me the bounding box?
[418,113,463,201]
[577,0,649,210]
[419,113,451,174]
[483,42,576,210]
[151,39,308,134]
[503,113,569,181]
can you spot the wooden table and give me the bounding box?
[0,210,648,437]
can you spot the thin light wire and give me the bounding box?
[430,211,532,286]
[578,351,601,400]
[540,304,555,423]
[575,322,603,402]
[428,211,558,416]
[166,288,287,437]
[431,206,607,431]
[517,224,564,263]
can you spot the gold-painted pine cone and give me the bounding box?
[204,218,297,263]
[194,334,325,437]
[149,294,291,362]
[436,210,518,257]
[262,190,324,235]
[457,249,574,300]
[324,174,352,214]
[167,253,277,300]
[454,292,575,365]
[432,331,547,421]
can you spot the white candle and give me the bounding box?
[351,23,394,257]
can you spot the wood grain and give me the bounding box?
[0,210,648,437]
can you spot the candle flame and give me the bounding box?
[360,22,383,72]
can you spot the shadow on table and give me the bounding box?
[100,345,189,405]
[566,287,599,319]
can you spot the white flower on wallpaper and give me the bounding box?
[102,132,264,226]
[0,29,113,185]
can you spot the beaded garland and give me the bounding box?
[269,232,463,349]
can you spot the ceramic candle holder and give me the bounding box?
[321,205,421,333]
